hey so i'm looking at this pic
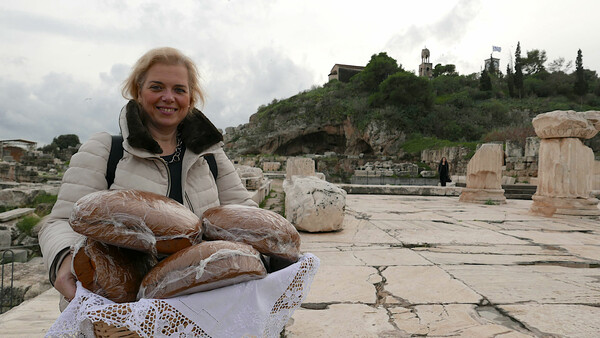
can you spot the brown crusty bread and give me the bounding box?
[202,205,301,262]
[138,240,267,299]
[72,238,156,303]
[69,189,202,254]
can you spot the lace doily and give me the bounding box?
[46,253,319,337]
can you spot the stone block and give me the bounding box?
[353,170,367,177]
[505,140,523,157]
[535,138,594,198]
[286,157,315,180]
[0,208,35,222]
[283,176,346,232]
[584,110,600,130]
[525,136,540,157]
[420,170,436,178]
[236,165,263,179]
[1,248,28,263]
[465,143,503,190]
[460,143,506,204]
[262,162,281,172]
[593,161,600,190]
[532,110,598,139]
[0,229,11,248]
[513,162,526,171]
[501,176,516,185]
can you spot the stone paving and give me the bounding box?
[285,195,600,337]
[1,194,599,337]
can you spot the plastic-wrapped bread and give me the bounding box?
[72,238,156,303]
[138,240,267,299]
[202,205,301,262]
[69,189,202,254]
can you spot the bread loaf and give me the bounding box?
[202,205,301,262]
[72,238,156,303]
[69,189,202,254]
[138,240,267,299]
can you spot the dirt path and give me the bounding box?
[261,178,285,217]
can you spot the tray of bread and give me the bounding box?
[46,190,319,337]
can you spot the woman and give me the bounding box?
[39,47,257,306]
[438,157,451,187]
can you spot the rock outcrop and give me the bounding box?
[223,111,406,157]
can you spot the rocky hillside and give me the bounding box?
[224,107,406,158]
[223,52,600,159]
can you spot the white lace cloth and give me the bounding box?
[46,253,319,338]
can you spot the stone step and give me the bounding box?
[505,194,533,200]
[0,208,35,222]
[0,248,28,263]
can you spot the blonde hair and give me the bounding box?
[122,47,205,109]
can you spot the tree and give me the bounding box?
[506,64,515,97]
[369,71,432,108]
[522,49,547,75]
[52,134,80,149]
[432,64,457,77]
[574,49,588,99]
[479,69,492,91]
[514,42,524,98]
[355,52,402,92]
[547,57,573,73]
[487,54,496,76]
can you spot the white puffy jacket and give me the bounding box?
[39,101,256,282]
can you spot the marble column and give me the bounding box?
[529,110,600,216]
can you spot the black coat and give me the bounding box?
[438,162,450,182]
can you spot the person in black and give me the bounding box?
[438,157,451,187]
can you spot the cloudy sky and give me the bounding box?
[1,0,599,146]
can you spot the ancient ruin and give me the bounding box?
[530,110,600,216]
[284,157,346,232]
[459,143,506,204]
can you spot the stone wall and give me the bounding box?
[421,138,541,183]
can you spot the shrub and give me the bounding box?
[32,193,57,206]
[482,125,536,148]
[16,214,41,237]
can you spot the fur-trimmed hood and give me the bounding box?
[120,100,223,155]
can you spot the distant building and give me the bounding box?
[1,139,37,163]
[484,56,500,74]
[419,48,433,78]
[328,64,365,82]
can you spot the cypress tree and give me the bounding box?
[574,49,588,99]
[506,64,515,97]
[514,42,524,98]
[480,69,492,91]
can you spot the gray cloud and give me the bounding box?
[203,47,315,130]
[0,72,123,146]
[384,0,482,72]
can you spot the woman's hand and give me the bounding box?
[54,253,77,301]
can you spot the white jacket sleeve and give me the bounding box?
[213,148,258,208]
[38,132,112,277]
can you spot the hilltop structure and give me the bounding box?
[1,139,37,163]
[328,64,364,83]
[418,47,433,78]
[484,55,500,74]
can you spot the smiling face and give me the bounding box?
[138,63,191,136]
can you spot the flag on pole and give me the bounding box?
[493,46,502,52]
